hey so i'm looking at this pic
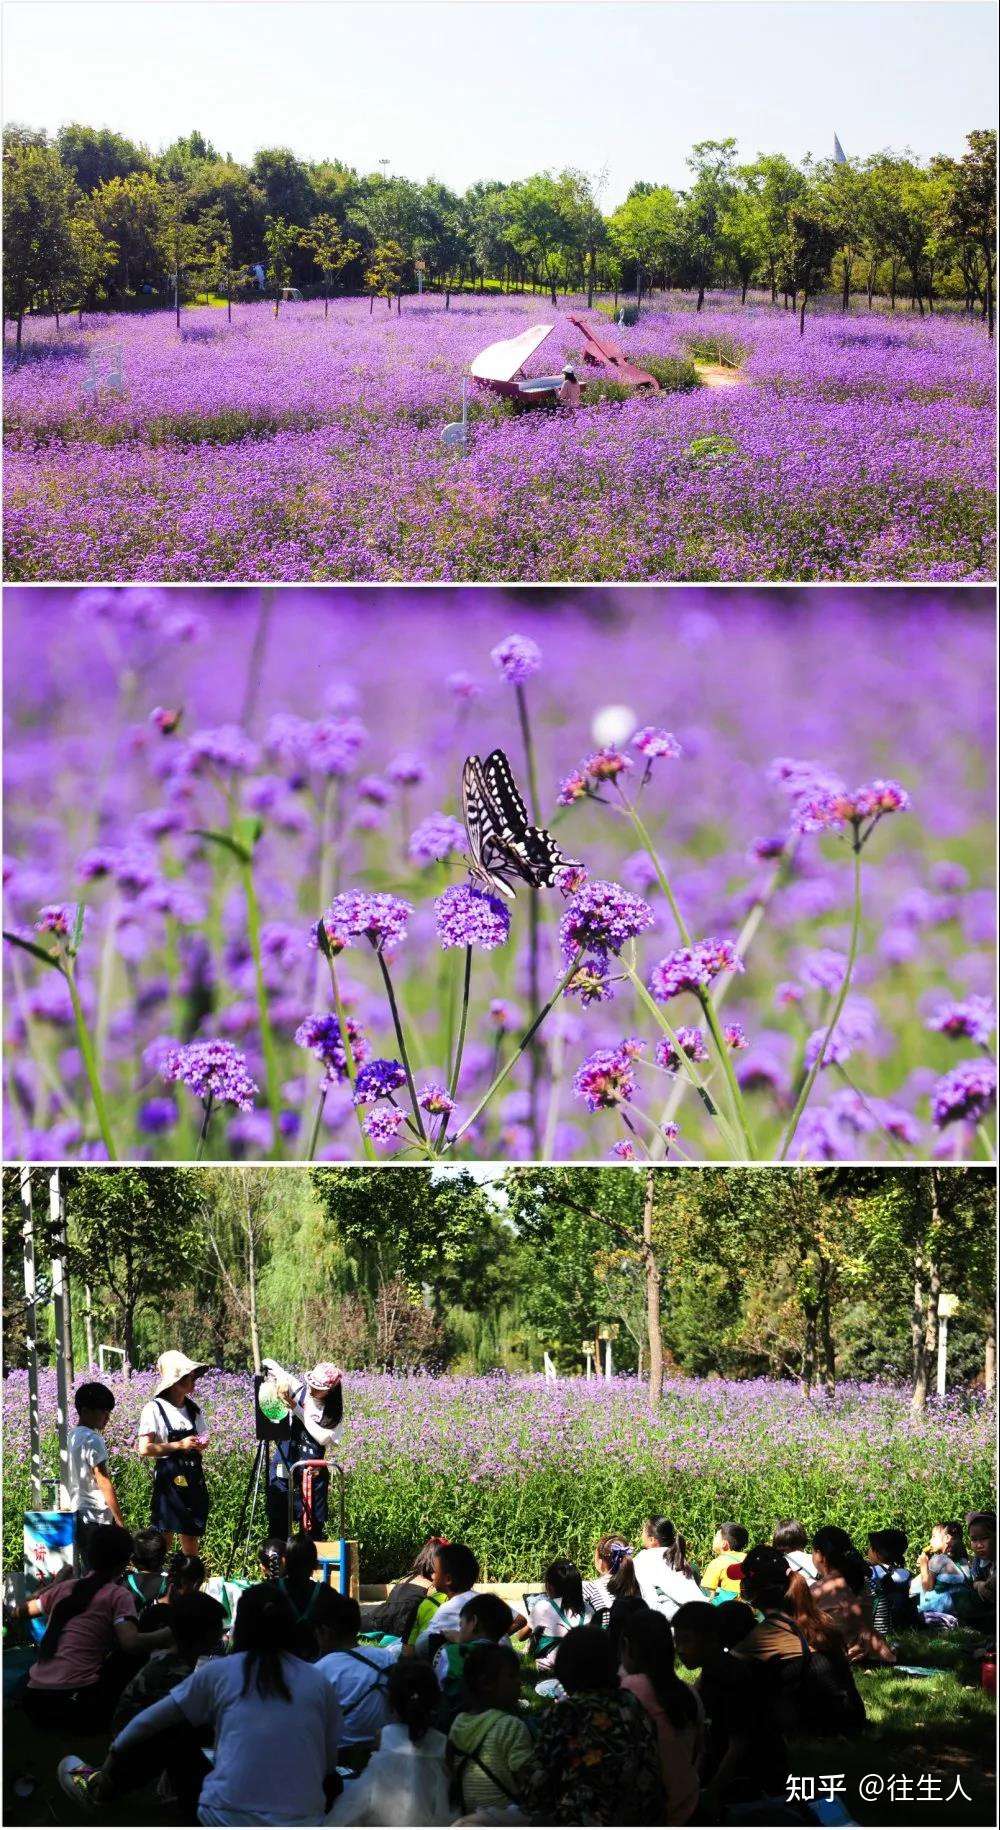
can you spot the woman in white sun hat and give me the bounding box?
[263,1359,343,1543]
[137,1351,211,1555]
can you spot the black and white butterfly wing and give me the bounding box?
[466,748,582,893]
[462,754,517,900]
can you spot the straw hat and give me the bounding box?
[154,1350,210,1397]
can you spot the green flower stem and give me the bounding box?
[307,1087,327,1162]
[976,1125,994,1161]
[778,847,864,1161]
[616,786,692,945]
[652,845,794,1153]
[516,681,544,1156]
[439,946,472,1150]
[196,1093,215,1160]
[64,965,117,1158]
[623,962,742,1158]
[322,953,374,1162]
[697,989,756,1159]
[375,948,427,1145]
[834,1065,908,1161]
[447,951,585,1151]
[240,858,282,1157]
[620,1111,652,1158]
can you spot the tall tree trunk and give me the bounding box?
[799,292,808,336]
[911,1254,928,1412]
[802,1305,818,1396]
[696,285,705,311]
[83,1283,96,1368]
[644,1168,663,1407]
[819,1279,836,1397]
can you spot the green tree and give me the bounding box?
[299,213,361,315]
[64,1169,203,1367]
[2,134,79,346]
[68,204,117,320]
[56,122,148,194]
[680,138,739,309]
[263,214,301,314]
[364,239,406,312]
[91,170,170,295]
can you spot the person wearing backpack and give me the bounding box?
[865,1530,918,1636]
[435,1593,516,1727]
[328,1661,451,1825]
[359,1535,451,1644]
[447,1642,534,1819]
[314,1588,401,1765]
[735,1548,866,1740]
[124,1529,170,1622]
[812,1526,895,1662]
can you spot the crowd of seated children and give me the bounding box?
[10,1504,992,1827]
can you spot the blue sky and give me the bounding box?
[3,2,995,205]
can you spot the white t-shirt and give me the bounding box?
[326,1723,451,1826]
[67,1424,111,1520]
[528,1595,592,1640]
[413,1588,476,1654]
[138,1396,207,1444]
[118,1651,342,1825]
[315,1643,401,1745]
[785,1549,818,1582]
[632,1549,705,1619]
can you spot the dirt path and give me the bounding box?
[694,360,745,389]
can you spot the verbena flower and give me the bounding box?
[572,1040,643,1112]
[34,903,81,938]
[137,1097,178,1133]
[386,752,426,787]
[649,937,743,1000]
[187,725,259,773]
[419,1084,455,1115]
[488,998,518,1030]
[565,956,614,1007]
[365,1105,406,1144]
[162,1039,258,1110]
[317,890,413,954]
[790,776,911,839]
[491,633,541,684]
[294,1013,370,1084]
[931,1059,997,1128]
[435,882,510,951]
[662,1122,680,1144]
[559,880,654,961]
[409,813,467,865]
[655,1027,708,1070]
[583,747,633,784]
[446,670,482,702]
[633,727,681,761]
[610,1140,635,1159]
[723,1023,749,1051]
[353,1058,407,1104]
[926,996,996,1047]
[558,770,588,806]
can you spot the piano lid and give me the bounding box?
[470,322,555,383]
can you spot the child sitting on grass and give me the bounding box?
[519,1626,666,1825]
[632,1517,704,1619]
[313,1588,402,1761]
[414,1542,480,1654]
[672,1600,789,1815]
[916,1520,975,1624]
[700,1523,749,1599]
[618,1607,703,1825]
[865,1529,917,1636]
[447,1641,535,1820]
[583,1534,640,1615]
[436,1593,515,1719]
[523,1559,593,1670]
[360,1534,450,1645]
[966,1511,996,1625]
[329,1661,451,1826]
[772,1519,817,1582]
[57,1590,226,1815]
[124,1529,170,1620]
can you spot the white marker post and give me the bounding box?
[20,1168,43,1507]
[415,258,425,296]
[937,1293,959,1399]
[49,1170,72,1510]
[441,379,469,451]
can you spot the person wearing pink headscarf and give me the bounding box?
[264,1360,344,1542]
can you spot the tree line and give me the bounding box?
[2,122,996,345]
[2,1165,993,1414]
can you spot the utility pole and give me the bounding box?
[49,1170,72,1509]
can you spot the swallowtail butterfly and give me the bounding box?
[462,749,581,901]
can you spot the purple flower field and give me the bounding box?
[3,294,994,582]
[2,1366,993,1580]
[3,587,994,1165]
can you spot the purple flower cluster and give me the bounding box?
[649,937,743,1001]
[408,812,467,865]
[435,882,510,951]
[353,1058,407,1105]
[161,1039,258,1111]
[318,890,413,954]
[655,1027,709,1070]
[559,880,654,961]
[932,1060,997,1129]
[926,996,996,1047]
[294,1012,370,1084]
[491,633,542,684]
[572,1039,643,1112]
